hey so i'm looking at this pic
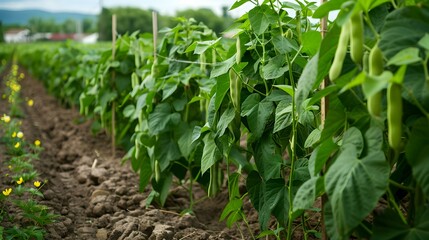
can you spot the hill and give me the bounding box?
[0,9,96,25]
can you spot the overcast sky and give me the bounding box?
[0,0,253,16]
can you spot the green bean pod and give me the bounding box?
[350,11,364,65]
[229,69,241,112]
[154,160,161,182]
[367,45,384,117]
[387,82,402,151]
[329,21,350,81]
[236,36,241,65]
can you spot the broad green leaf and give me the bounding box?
[254,133,283,181]
[307,85,339,107]
[274,99,293,133]
[304,127,321,148]
[230,0,252,10]
[313,0,344,18]
[274,85,294,97]
[246,171,264,211]
[154,135,181,171]
[340,127,364,157]
[295,52,319,115]
[201,133,220,174]
[148,103,180,135]
[162,79,179,100]
[220,198,243,227]
[139,153,152,192]
[241,93,260,116]
[215,74,230,112]
[387,47,422,66]
[302,31,322,56]
[406,118,429,197]
[320,96,346,143]
[123,104,135,118]
[362,71,392,98]
[211,55,235,78]
[379,6,429,59]
[193,38,221,54]
[418,33,429,51]
[326,130,389,238]
[308,138,338,178]
[228,172,241,200]
[262,55,289,80]
[216,107,236,137]
[293,176,324,214]
[272,35,298,54]
[178,125,195,158]
[264,179,289,228]
[152,172,173,206]
[372,207,429,240]
[247,99,274,139]
[248,5,277,35]
[364,125,383,154]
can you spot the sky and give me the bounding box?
[0,0,253,16]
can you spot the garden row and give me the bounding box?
[0,60,56,239]
[13,0,429,239]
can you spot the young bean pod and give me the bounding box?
[367,45,384,117]
[387,82,402,151]
[329,21,350,81]
[350,11,364,65]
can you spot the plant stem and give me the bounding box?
[389,179,414,192]
[286,53,298,240]
[387,187,407,224]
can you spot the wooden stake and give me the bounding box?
[152,11,158,62]
[320,1,328,240]
[111,14,117,156]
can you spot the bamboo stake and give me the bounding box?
[152,11,158,62]
[111,14,117,156]
[320,1,328,240]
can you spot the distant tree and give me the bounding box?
[62,18,77,33]
[175,8,228,34]
[83,18,96,33]
[27,17,60,33]
[98,7,112,41]
[0,21,4,42]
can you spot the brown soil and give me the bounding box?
[1,67,319,240]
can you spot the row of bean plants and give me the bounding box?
[17,0,429,239]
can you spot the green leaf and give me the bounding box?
[241,93,260,116]
[373,207,429,240]
[139,153,152,192]
[418,33,429,51]
[247,99,274,139]
[272,35,298,54]
[246,171,263,211]
[362,71,392,98]
[248,5,278,35]
[340,127,364,157]
[148,103,180,135]
[201,133,220,174]
[295,53,319,116]
[274,98,293,133]
[325,128,389,238]
[262,179,289,228]
[302,30,322,56]
[313,0,344,18]
[123,105,135,118]
[308,138,338,178]
[230,0,252,10]
[304,128,321,148]
[387,47,422,66]
[193,38,221,54]
[220,198,243,228]
[293,176,324,214]
[379,6,429,59]
[216,107,236,137]
[406,118,429,197]
[211,55,235,78]
[320,96,346,143]
[262,55,289,80]
[254,133,283,181]
[162,78,179,100]
[154,135,181,171]
[307,85,339,107]
[274,85,295,97]
[215,74,230,112]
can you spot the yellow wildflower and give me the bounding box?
[14,142,20,148]
[34,181,41,188]
[19,73,25,79]
[2,188,12,196]
[17,131,24,138]
[12,132,17,138]
[17,177,24,185]
[8,165,12,169]
[1,114,11,123]
[34,139,41,147]
[27,99,34,107]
